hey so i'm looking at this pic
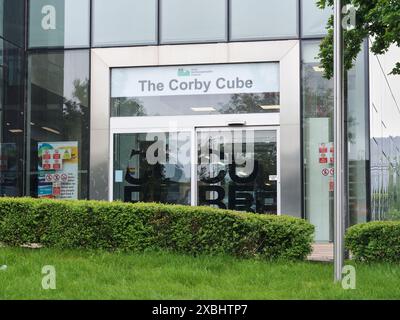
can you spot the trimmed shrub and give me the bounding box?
[0,197,314,260]
[346,221,400,262]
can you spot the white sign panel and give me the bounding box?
[112,63,279,98]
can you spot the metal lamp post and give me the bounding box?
[333,0,346,282]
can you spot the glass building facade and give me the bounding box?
[0,0,25,197]
[369,42,400,221]
[0,0,398,241]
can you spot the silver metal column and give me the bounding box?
[334,0,346,282]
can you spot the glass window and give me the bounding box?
[0,40,25,196]
[92,0,157,47]
[369,47,400,221]
[27,50,90,199]
[111,63,280,117]
[301,0,332,37]
[302,40,369,241]
[0,0,25,47]
[197,128,278,214]
[230,0,298,41]
[113,132,191,204]
[29,0,90,48]
[302,40,334,242]
[347,43,369,225]
[161,0,227,44]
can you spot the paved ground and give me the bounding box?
[307,243,334,262]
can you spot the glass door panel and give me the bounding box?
[197,128,278,214]
[113,132,191,204]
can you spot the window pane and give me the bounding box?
[302,40,334,242]
[301,0,332,37]
[302,40,369,241]
[29,0,90,48]
[231,0,298,40]
[161,0,227,43]
[92,0,157,47]
[347,44,368,225]
[369,45,400,221]
[111,63,280,117]
[0,40,25,196]
[197,129,278,214]
[28,50,90,199]
[113,132,191,205]
[1,0,25,47]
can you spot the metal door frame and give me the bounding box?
[109,115,280,214]
[194,125,281,214]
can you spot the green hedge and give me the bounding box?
[346,221,400,262]
[0,197,314,260]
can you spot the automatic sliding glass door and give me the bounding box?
[111,126,279,215]
[196,127,279,214]
[113,131,192,204]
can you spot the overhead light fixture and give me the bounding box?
[9,129,23,133]
[191,107,216,112]
[41,127,61,135]
[313,66,325,72]
[259,105,280,110]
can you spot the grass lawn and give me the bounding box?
[1,247,399,300]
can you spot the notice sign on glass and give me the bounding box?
[37,141,78,200]
[112,62,280,98]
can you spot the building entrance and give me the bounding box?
[111,124,280,214]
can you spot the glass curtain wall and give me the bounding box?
[0,0,25,197]
[27,0,91,200]
[90,0,301,46]
[370,48,400,221]
[302,41,334,242]
[347,42,369,225]
[92,0,157,47]
[161,0,227,43]
[29,0,90,48]
[230,0,298,40]
[301,0,332,37]
[0,0,25,46]
[302,40,369,241]
[27,51,90,199]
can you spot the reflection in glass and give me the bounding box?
[92,0,157,47]
[369,50,400,221]
[113,132,191,204]
[197,129,278,214]
[0,0,25,47]
[111,62,280,117]
[347,43,369,225]
[29,0,90,48]
[230,0,298,40]
[111,93,280,117]
[0,40,24,196]
[301,0,332,37]
[302,41,334,242]
[161,0,226,43]
[302,40,369,241]
[27,50,90,199]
